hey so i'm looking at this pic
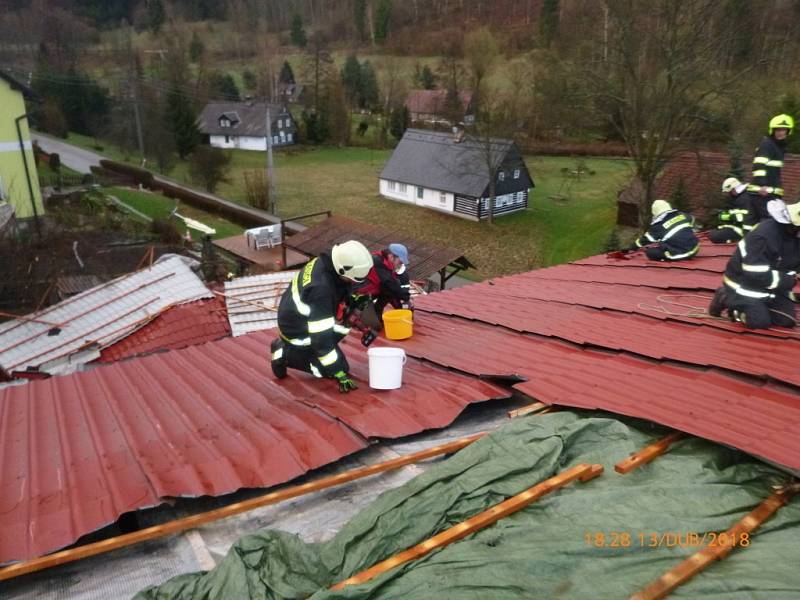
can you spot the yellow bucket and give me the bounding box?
[383,309,413,340]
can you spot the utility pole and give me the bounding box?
[127,35,145,165]
[265,105,277,214]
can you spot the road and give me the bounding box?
[31,133,106,174]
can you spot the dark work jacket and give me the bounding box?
[355,251,411,304]
[747,136,785,197]
[277,253,352,377]
[718,188,760,236]
[634,209,699,257]
[723,219,800,300]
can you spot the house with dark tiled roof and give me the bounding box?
[617,150,800,226]
[404,89,475,125]
[379,128,534,220]
[197,101,297,151]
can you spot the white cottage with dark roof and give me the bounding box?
[379,129,534,220]
[198,101,297,151]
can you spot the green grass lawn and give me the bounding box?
[107,186,245,239]
[67,131,632,278]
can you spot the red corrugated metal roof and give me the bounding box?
[96,297,231,363]
[0,330,507,563]
[403,239,800,474]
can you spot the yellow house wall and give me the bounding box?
[0,78,43,219]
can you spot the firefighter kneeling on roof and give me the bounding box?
[709,200,800,329]
[270,240,373,393]
[628,199,700,261]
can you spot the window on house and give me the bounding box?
[287,133,293,142]
[277,119,283,128]
[439,192,447,205]
[224,135,230,143]
[273,136,279,143]
[417,186,424,199]
[498,171,505,181]
[388,180,396,191]
[514,169,520,179]
[220,118,230,128]
[399,183,407,194]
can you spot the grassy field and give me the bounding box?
[62,131,632,278]
[107,186,245,239]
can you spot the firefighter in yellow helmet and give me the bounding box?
[747,114,794,201]
[270,240,373,393]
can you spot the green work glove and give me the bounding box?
[334,371,358,393]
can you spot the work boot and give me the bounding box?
[270,338,287,379]
[708,286,729,318]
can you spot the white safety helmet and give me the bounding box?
[331,240,373,281]
[651,199,672,217]
[721,177,741,194]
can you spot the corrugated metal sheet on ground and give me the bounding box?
[223,272,296,336]
[387,312,800,472]
[96,297,231,363]
[0,329,507,563]
[283,215,473,281]
[0,257,211,375]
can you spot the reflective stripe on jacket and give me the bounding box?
[635,209,699,255]
[747,136,785,197]
[723,219,800,300]
[277,253,351,377]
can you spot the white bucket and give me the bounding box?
[367,347,407,390]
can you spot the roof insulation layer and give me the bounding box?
[222,271,296,337]
[0,257,211,375]
[97,297,231,362]
[0,329,507,563]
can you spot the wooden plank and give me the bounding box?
[614,432,685,474]
[507,402,549,419]
[629,485,798,600]
[0,433,486,581]
[330,462,605,591]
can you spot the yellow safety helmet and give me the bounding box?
[769,114,794,135]
[651,199,672,217]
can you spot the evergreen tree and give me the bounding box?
[189,30,205,62]
[354,0,367,42]
[413,64,436,89]
[166,86,200,159]
[209,72,240,100]
[389,105,410,139]
[32,68,110,136]
[341,55,362,106]
[291,14,308,48]
[279,60,295,84]
[539,0,560,47]
[360,61,379,110]
[321,72,350,146]
[374,0,392,42]
[145,0,166,34]
[242,69,257,91]
[603,228,622,252]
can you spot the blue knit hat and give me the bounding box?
[388,243,409,266]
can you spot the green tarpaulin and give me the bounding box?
[136,412,800,599]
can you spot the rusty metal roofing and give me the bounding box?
[96,297,231,363]
[0,329,507,563]
[0,257,211,376]
[284,215,474,280]
[223,272,296,336]
[402,239,800,473]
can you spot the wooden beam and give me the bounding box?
[0,433,486,581]
[507,402,550,419]
[330,462,605,591]
[614,432,685,474]
[629,485,798,600]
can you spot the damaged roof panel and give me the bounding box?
[0,329,507,563]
